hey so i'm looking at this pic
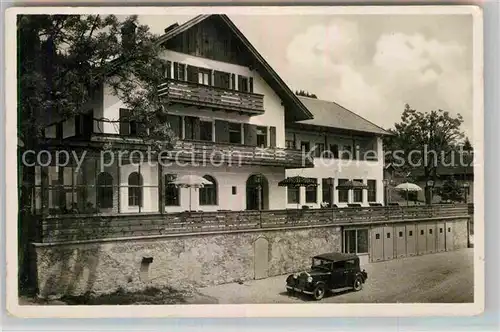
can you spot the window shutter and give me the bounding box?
[82,111,93,138]
[186,65,199,83]
[249,77,254,93]
[193,117,201,140]
[215,120,230,143]
[269,126,277,147]
[119,109,130,136]
[184,116,195,140]
[74,115,82,136]
[243,124,257,146]
[173,62,179,79]
[231,74,236,90]
[166,114,181,138]
[237,75,243,91]
[166,61,172,79]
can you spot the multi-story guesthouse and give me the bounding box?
[25,14,471,296]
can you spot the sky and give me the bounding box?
[138,14,473,138]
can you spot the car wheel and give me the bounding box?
[312,284,326,300]
[353,276,363,291]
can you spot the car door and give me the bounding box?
[330,261,347,289]
[343,259,357,286]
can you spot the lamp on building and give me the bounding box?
[462,182,470,203]
[426,180,435,205]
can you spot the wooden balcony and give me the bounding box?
[158,79,265,115]
[167,140,314,168]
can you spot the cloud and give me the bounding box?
[285,19,472,137]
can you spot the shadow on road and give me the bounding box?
[279,288,355,301]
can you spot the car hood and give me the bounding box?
[296,269,331,278]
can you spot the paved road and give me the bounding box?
[198,248,474,304]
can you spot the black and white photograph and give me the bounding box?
[5,5,484,317]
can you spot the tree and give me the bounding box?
[295,90,318,99]
[17,14,176,289]
[436,176,465,203]
[463,137,473,151]
[383,104,465,203]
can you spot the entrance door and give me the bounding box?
[395,225,406,258]
[426,223,436,253]
[383,226,394,260]
[406,224,417,256]
[371,227,384,262]
[254,237,269,279]
[445,222,454,251]
[436,222,446,252]
[246,174,268,210]
[417,224,427,255]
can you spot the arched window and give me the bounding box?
[199,175,217,206]
[96,172,113,209]
[165,174,180,206]
[128,172,143,207]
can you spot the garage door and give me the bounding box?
[426,223,436,254]
[395,225,406,258]
[445,222,454,251]
[383,226,394,260]
[371,227,384,262]
[406,224,417,256]
[417,224,427,255]
[436,222,446,252]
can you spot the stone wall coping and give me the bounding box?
[32,215,470,248]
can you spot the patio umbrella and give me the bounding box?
[171,175,213,211]
[278,176,318,209]
[394,182,422,206]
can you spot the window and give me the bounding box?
[409,231,413,236]
[338,179,349,203]
[353,179,363,203]
[285,140,295,149]
[429,229,433,234]
[229,122,242,144]
[399,231,403,237]
[305,183,317,203]
[321,178,332,205]
[287,187,299,204]
[199,175,217,205]
[344,229,369,254]
[256,126,267,147]
[238,75,253,92]
[330,144,339,158]
[421,230,424,235]
[367,180,377,202]
[232,186,237,195]
[448,227,451,232]
[164,174,180,206]
[184,116,196,140]
[300,141,310,153]
[128,172,143,207]
[199,120,213,142]
[213,70,230,89]
[173,62,186,81]
[440,228,443,233]
[341,144,353,159]
[96,172,113,209]
[375,233,380,240]
[198,68,211,85]
[387,232,391,238]
[315,143,325,157]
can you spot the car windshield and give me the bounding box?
[312,258,331,271]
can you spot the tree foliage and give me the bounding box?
[436,176,465,203]
[295,90,318,99]
[18,14,176,150]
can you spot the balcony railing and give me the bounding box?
[36,204,472,243]
[167,140,313,168]
[158,79,265,114]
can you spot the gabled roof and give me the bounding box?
[156,15,313,122]
[295,96,392,136]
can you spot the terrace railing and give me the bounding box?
[37,204,472,244]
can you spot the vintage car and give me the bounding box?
[285,252,368,300]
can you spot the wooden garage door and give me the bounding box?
[436,222,446,252]
[445,222,454,251]
[417,224,427,255]
[395,225,406,258]
[383,226,394,260]
[371,227,384,262]
[426,223,436,254]
[406,224,417,256]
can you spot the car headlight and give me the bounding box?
[307,276,313,283]
[293,274,298,279]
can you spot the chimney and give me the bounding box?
[164,23,179,34]
[121,21,137,50]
